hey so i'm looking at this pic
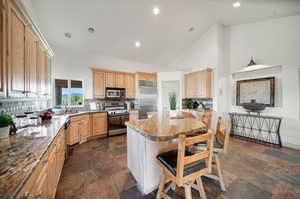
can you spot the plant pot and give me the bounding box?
[169,110,178,118]
[0,126,10,138]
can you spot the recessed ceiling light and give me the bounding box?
[64,32,72,38]
[153,7,160,15]
[233,2,241,8]
[88,27,95,33]
[188,27,195,32]
[135,41,141,48]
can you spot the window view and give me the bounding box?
[55,79,84,106]
[70,80,83,106]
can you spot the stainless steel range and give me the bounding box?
[105,101,129,136]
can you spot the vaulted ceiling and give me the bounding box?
[30,0,300,69]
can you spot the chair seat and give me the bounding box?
[156,150,206,177]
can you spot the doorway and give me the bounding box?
[162,80,180,111]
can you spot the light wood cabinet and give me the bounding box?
[68,121,80,145]
[92,113,107,136]
[116,72,125,88]
[105,72,115,87]
[184,68,212,99]
[125,73,135,98]
[8,3,26,95]
[45,54,51,96]
[68,114,91,144]
[92,69,136,99]
[36,43,45,94]
[25,27,37,95]
[136,72,157,81]
[79,119,90,142]
[16,129,65,199]
[0,0,7,97]
[93,71,105,98]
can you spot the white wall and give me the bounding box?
[53,45,161,99]
[157,71,184,111]
[225,15,300,148]
[168,24,227,114]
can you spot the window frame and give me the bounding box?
[55,78,85,107]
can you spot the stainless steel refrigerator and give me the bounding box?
[136,80,157,119]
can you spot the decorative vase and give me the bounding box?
[0,126,10,138]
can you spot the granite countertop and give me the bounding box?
[0,110,106,199]
[125,111,206,141]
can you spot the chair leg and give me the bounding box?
[215,154,226,192]
[184,184,192,199]
[196,177,207,199]
[156,172,166,199]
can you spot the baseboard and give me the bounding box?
[282,141,300,150]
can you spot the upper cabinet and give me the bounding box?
[1,0,53,98]
[8,3,26,96]
[93,70,105,98]
[125,73,135,99]
[115,73,125,88]
[184,68,212,99]
[92,69,135,99]
[0,0,6,97]
[136,72,157,81]
[25,27,37,95]
[105,72,115,88]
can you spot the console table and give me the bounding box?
[229,112,282,147]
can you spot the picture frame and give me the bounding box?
[236,77,275,107]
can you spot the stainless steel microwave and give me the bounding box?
[106,88,125,98]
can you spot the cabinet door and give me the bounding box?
[45,54,51,96]
[68,122,79,145]
[0,0,6,96]
[35,163,48,199]
[195,71,206,98]
[36,43,46,95]
[125,74,135,98]
[116,73,125,88]
[105,72,115,87]
[79,119,90,141]
[93,71,105,98]
[8,6,25,94]
[92,117,107,136]
[25,27,37,95]
[47,146,57,199]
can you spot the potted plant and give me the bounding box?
[169,92,177,117]
[0,114,12,138]
[186,99,193,109]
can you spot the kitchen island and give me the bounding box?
[125,111,206,194]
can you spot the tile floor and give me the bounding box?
[55,135,300,199]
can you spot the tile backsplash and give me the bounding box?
[0,98,52,115]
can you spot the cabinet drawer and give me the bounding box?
[70,114,90,122]
[92,112,107,118]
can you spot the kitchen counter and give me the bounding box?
[125,111,206,141]
[0,110,106,199]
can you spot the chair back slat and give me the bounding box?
[184,150,209,165]
[176,131,214,185]
[215,117,231,154]
[185,133,211,146]
[201,111,212,129]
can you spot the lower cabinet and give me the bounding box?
[16,129,65,199]
[92,113,107,136]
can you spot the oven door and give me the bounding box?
[108,114,129,136]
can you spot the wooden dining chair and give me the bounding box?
[198,117,231,191]
[201,111,212,130]
[156,131,215,199]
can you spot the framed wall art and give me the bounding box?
[236,77,275,107]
